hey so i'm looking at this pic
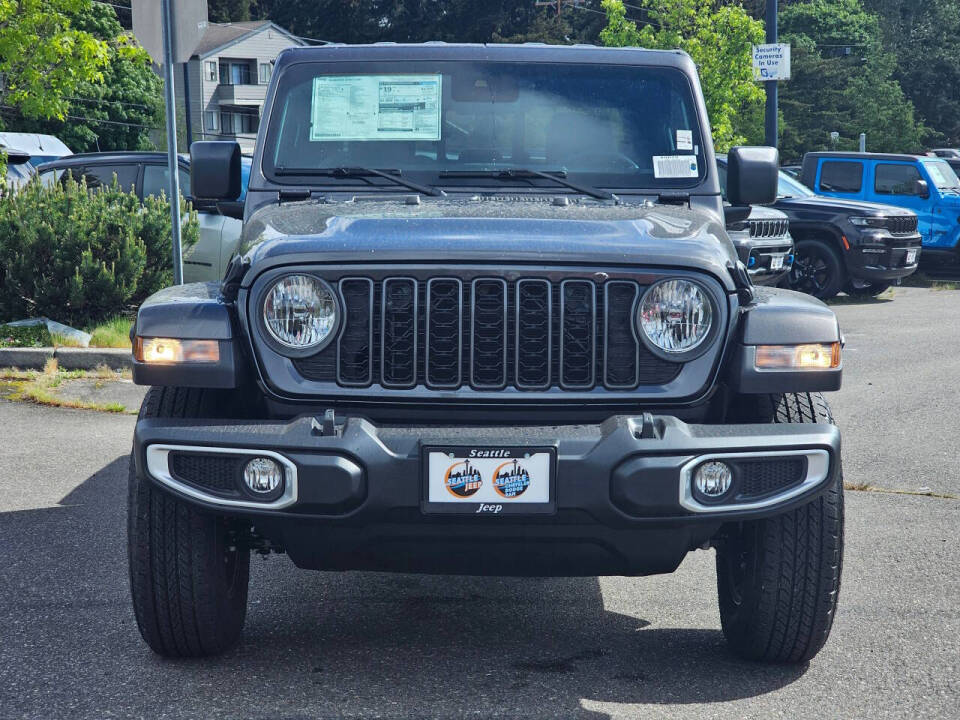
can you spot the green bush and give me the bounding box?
[0,175,197,326]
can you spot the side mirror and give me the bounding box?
[726,146,779,207]
[190,141,241,201]
[914,179,930,198]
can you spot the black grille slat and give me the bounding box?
[603,281,639,389]
[426,278,462,388]
[516,279,552,389]
[292,272,683,392]
[381,278,418,388]
[337,278,374,386]
[471,279,508,389]
[560,280,596,389]
[736,458,806,498]
[169,453,242,496]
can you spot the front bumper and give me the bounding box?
[848,232,922,281]
[134,414,840,576]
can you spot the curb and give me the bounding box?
[0,347,132,371]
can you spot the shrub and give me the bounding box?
[0,175,197,327]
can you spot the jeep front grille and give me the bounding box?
[885,215,918,235]
[748,218,789,238]
[293,275,681,391]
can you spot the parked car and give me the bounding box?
[772,166,920,299]
[0,146,35,193]
[128,43,846,665]
[35,152,251,283]
[0,132,71,167]
[801,152,960,273]
[716,156,794,286]
[930,148,960,159]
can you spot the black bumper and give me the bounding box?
[134,414,841,577]
[847,232,922,281]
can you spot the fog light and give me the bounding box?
[134,337,219,364]
[755,342,841,370]
[243,457,283,494]
[694,461,733,498]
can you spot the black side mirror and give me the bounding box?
[190,141,241,201]
[914,179,930,198]
[726,146,779,206]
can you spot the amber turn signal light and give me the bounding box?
[755,343,841,370]
[133,337,220,364]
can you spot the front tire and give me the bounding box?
[716,393,844,663]
[127,387,250,657]
[788,239,845,300]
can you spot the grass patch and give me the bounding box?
[0,361,133,413]
[87,316,132,349]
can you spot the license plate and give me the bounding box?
[422,446,556,515]
[906,249,917,264]
[769,255,785,271]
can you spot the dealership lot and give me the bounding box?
[1,286,957,720]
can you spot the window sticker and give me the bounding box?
[310,74,442,142]
[676,129,693,151]
[653,155,699,179]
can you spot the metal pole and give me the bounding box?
[160,0,183,285]
[859,133,866,152]
[765,0,778,148]
[182,62,193,148]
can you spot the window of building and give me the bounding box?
[819,161,863,192]
[875,163,923,195]
[204,111,218,132]
[205,61,217,82]
[219,61,252,85]
[259,62,272,84]
[219,108,260,135]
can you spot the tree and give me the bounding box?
[0,0,108,120]
[862,0,960,146]
[600,0,766,151]
[5,3,163,152]
[208,0,254,22]
[778,0,929,159]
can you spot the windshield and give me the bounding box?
[922,159,960,191]
[264,61,707,192]
[778,172,814,198]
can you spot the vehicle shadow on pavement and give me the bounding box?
[0,457,808,720]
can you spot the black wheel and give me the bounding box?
[716,393,844,664]
[844,279,891,298]
[788,240,845,300]
[127,387,250,657]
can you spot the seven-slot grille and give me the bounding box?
[292,275,681,392]
[885,215,918,235]
[748,218,790,238]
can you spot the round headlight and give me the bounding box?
[262,275,339,351]
[637,279,714,357]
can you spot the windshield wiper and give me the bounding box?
[438,168,615,201]
[274,167,445,197]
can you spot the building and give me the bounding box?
[176,21,306,152]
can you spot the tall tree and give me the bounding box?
[5,3,163,152]
[862,0,960,146]
[777,0,929,159]
[208,0,254,22]
[600,0,766,151]
[0,0,108,121]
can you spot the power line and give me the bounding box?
[92,0,131,11]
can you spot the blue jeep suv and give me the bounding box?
[801,152,960,273]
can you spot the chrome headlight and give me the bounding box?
[637,279,714,359]
[262,274,339,352]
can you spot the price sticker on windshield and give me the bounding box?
[653,155,700,179]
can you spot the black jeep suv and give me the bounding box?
[127,44,845,664]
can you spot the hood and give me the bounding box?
[776,194,916,216]
[237,196,739,291]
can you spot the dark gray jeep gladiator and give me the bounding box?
[128,44,845,663]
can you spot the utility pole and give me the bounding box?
[765,0,778,148]
[160,0,183,285]
[535,0,577,17]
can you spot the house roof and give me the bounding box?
[192,21,304,59]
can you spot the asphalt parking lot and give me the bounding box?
[1,285,957,720]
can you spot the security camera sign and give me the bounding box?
[752,43,791,81]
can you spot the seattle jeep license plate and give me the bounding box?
[905,249,918,265]
[770,255,785,271]
[421,446,556,515]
